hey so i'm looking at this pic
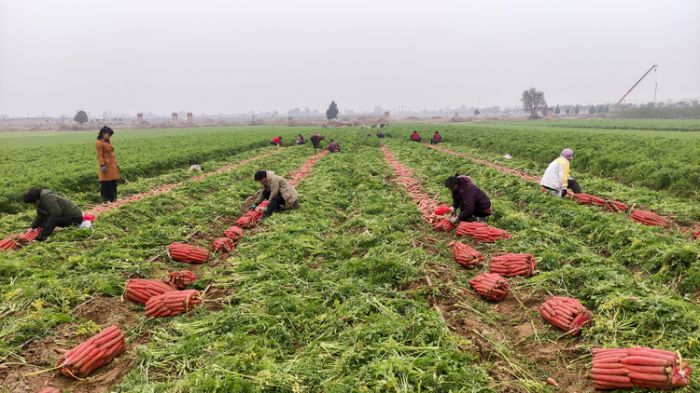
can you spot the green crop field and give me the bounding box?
[1,121,699,392]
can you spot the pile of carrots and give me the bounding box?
[591,348,691,390]
[56,325,125,379]
[629,209,671,228]
[539,296,592,335]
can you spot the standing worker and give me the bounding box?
[410,130,422,142]
[96,126,120,203]
[444,174,493,224]
[251,170,299,218]
[310,134,324,149]
[328,139,340,153]
[22,189,87,241]
[430,131,442,145]
[271,136,283,146]
[540,148,580,197]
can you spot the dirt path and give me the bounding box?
[0,150,329,393]
[381,145,590,392]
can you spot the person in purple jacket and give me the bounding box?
[445,174,493,224]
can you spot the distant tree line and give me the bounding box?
[614,100,700,119]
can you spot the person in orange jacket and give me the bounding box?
[95,126,120,202]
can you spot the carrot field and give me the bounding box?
[1,121,699,392]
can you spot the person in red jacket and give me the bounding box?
[430,131,442,145]
[327,139,340,153]
[410,130,421,142]
[271,136,283,146]
[445,174,492,224]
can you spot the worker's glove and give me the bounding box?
[448,216,460,225]
[248,204,258,211]
[101,165,108,173]
[25,227,34,233]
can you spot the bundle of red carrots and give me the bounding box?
[470,226,512,243]
[167,243,210,264]
[469,272,509,301]
[38,387,60,393]
[212,237,235,252]
[145,289,202,318]
[693,229,700,240]
[56,325,125,378]
[573,193,606,207]
[452,242,483,268]
[629,209,671,228]
[455,221,487,236]
[223,225,244,241]
[603,200,628,213]
[168,270,197,289]
[236,200,269,228]
[124,279,176,304]
[0,237,17,251]
[433,219,456,232]
[591,347,691,390]
[0,228,43,251]
[488,253,536,277]
[539,296,592,335]
[456,221,511,243]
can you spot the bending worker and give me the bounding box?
[23,189,87,241]
[444,174,493,224]
[310,134,324,149]
[540,148,580,197]
[251,170,299,218]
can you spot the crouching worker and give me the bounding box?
[328,139,340,153]
[251,170,299,218]
[444,174,493,224]
[540,148,580,197]
[271,136,283,146]
[296,134,305,145]
[430,131,442,145]
[23,189,87,241]
[410,130,422,142]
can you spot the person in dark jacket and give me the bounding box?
[23,189,85,241]
[296,134,305,145]
[310,134,324,149]
[444,174,492,224]
[430,131,442,145]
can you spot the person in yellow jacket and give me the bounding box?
[95,126,120,202]
[540,148,580,197]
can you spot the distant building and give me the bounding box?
[187,112,193,124]
[136,113,144,124]
[171,112,178,125]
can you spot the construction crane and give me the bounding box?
[616,64,658,105]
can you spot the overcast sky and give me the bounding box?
[1,0,698,117]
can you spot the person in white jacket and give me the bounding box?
[540,148,578,197]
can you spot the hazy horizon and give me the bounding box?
[1,0,699,117]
